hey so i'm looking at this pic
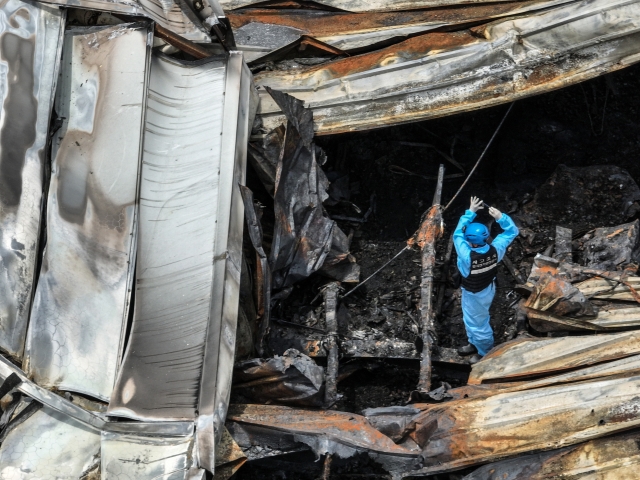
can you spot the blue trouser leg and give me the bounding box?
[461,283,495,356]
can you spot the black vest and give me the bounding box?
[461,245,498,293]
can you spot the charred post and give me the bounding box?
[417,165,445,392]
[323,282,340,408]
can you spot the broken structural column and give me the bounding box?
[323,282,340,408]
[410,165,445,393]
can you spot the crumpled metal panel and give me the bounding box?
[102,430,204,480]
[411,374,640,475]
[0,406,101,479]
[230,0,574,61]
[220,0,568,11]
[0,1,64,359]
[34,0,209,41]
[256,0,640,135]
[108,52,227,423]
[464,430,640,480]
[233,349,325,406]
[107,51,253,471]
[24,23,151,402]
[577,275,640,301]
[469,331,640,385]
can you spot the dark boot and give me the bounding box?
[457,344,478,356]
[468,354,482,365]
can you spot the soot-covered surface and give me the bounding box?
[237,62,640,479]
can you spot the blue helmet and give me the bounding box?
[465,223,489,245]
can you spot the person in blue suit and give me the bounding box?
[453,196,519,364]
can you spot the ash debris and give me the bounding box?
[229,66,640,479]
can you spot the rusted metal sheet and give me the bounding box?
[410,374,640,475]
[102,430,204,480]
[226,404,421,472]
[0,406,101,478]
[577,275,640,301]
[230,0,574,61]
[220,0,572,12]
[107,51,253,472]
[469,331,640,385]
[464,430,640,480]
[24,23,151,402]
[0,0,64,359]
[35,0,209,41]
[255,0,640,135]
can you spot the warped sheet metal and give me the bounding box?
[464,430,640,479]
[230,0,574,61]
[469,331,640,385]
[108,51,254,471]
[219,0,570,11]
[255,0,640,135]
[226,404,421,472]
[527,305,640,332]
[35,0,209,41]
[102,430,204,479]
[0,406,101,478]
[25,23,151,402]
[0,1,64,359]
[577,275,640,301]
[233,349,324,407]
[411,374,640,475]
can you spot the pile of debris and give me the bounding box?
[3,0,640,476]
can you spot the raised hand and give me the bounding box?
[469,196,484,213]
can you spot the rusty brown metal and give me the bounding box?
[154,24,211,59]
[409,373,640,475]
[464,430,640,479]
[228,1,571,39]
[468,331,640,385]
[255,0,640,135]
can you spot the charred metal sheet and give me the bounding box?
[411,374,640,475]
[0,406,101,478]
[35,0,209,41]
[24,23,151,402]
[240,185,271,356]
[233,348,324,406]
[267,88,350,289]
[231,1,574,61]
[256,0,640,135]
[578,275,640,301]
[220,0,573,11]
[107,51,253,471]
[102,430,204,479]
[464,430,640,480]
[469,331,640,385]
[226,404,421,472]
[0,1,64,359]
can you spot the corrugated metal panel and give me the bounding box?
[219,0,563,12]
[102,430,204,479]
[413,374,640,475]
[24,23,152,402]
[107,50,252,471]
[230,0,574,60]
[464,430,640,479]
[0,0,64,359]
[469,331,640,385]
[255,0,640,135]
[0,406,101,478]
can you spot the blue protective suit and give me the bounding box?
[453,210,519,356]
